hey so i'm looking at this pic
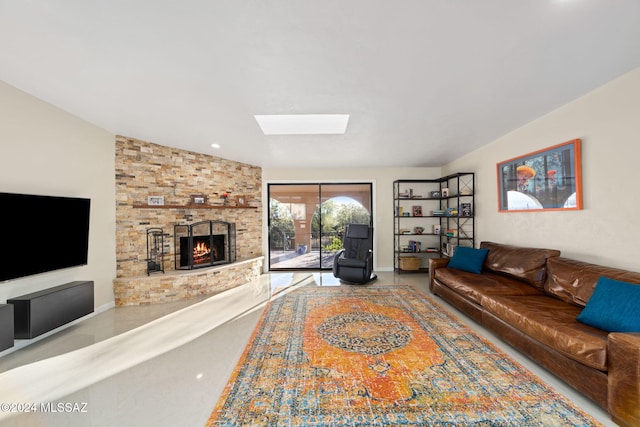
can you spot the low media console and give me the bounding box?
[0,304,14,351]
[7,281,94,339]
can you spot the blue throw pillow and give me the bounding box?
[447,247,489,274]
[577,276,640,332]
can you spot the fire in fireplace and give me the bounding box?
[193,238,212,263]
[179,234,225,267]
[174,220,236,270]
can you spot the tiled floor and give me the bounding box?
[0,272,615,426]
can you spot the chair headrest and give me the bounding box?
[346,224,371,239]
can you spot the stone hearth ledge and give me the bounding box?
[113,257,264,306]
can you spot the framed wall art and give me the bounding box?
[147,196,165,206]
[190,194,207,205]
[497,139,582,212]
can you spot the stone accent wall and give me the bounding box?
[113,257,264,306]
[115,136,262,278]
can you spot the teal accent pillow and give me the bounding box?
[577,277,640,332]
[447,247,489,274]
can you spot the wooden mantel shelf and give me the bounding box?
[132,204,257,209]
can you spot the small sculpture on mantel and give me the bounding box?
[221,192,229,205]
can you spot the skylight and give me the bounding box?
[254,114,349,135]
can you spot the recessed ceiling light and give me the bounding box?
[211,143,221,149]
[254,114,349,135]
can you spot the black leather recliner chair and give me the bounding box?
[332,223,377,284]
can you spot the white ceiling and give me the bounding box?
[2,1,640,169]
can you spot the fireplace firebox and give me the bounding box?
[174,220,236,270]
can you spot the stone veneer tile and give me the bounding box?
[113,256,264,306]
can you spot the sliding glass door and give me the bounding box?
[268,183,372,270]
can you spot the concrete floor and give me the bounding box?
[0,271,615,426]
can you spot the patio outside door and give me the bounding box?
[268,183,372,270]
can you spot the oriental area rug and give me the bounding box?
[206,285,602,426]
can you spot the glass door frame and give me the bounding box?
[267,182,373,271]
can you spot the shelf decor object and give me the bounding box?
[221,192,229,205]
[497,139,582,212]
[399,256,421,271]
[147,195,164,206]
[190,194,208,205]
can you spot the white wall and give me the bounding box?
[444,67,640,271]
[263,167,442,270]
[3,65,637,298]
[0,82,117,307]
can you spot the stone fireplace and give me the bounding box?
[114,136,263,306]
[174,220,236,270]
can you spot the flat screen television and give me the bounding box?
[0,192,91,282]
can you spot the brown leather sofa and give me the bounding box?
[429,241,640,427]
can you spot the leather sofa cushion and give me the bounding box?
[483,295,608,371]
[480,241,560,289]
[434,268,543,306]
[545,256,640,307]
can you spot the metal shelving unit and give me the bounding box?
[393,173,475,273]
[438,173,475,257]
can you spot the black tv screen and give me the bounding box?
[0,192,91,282]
